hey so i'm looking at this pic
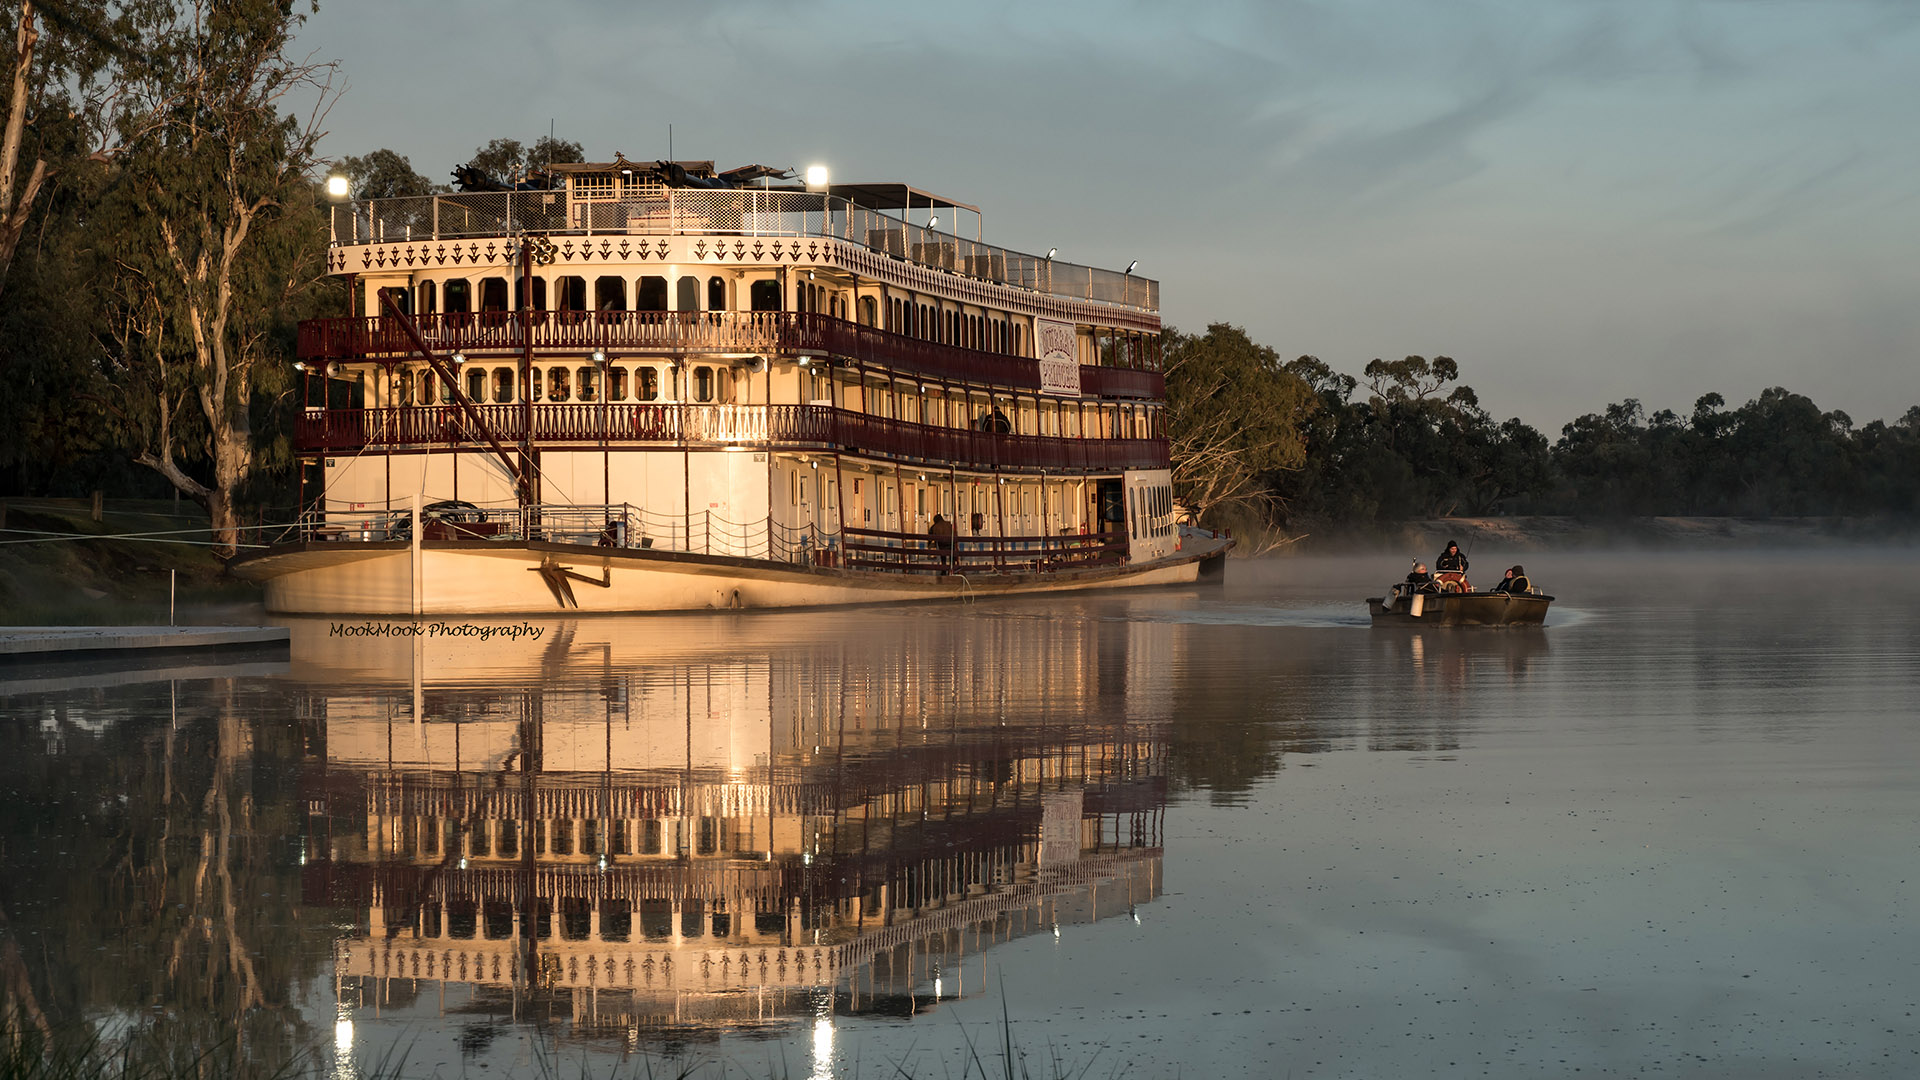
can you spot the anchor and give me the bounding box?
[529,555,612,608]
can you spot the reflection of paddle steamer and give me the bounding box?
[235,157,1226,614]
[296,612,1168,1042]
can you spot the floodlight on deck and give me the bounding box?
[325,175,350,199]
[1047,248,1057,259]
[451,352,466,365]
[805,164,830,190]
[1125,260,1138,275]
[592,349,607,364]
[928,215,939,230]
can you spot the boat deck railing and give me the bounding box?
[275,503,1133,577]
[332,189,1158,311]
[295,403,1170,474]
[297,311,1165,394]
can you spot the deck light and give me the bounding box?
[1124,260,1138,274]
[798,356,810,367]
[293,360,307,372]
[325,175,350,199]
[592,349,607,364]
[1047,248,1057,259]
[451,352,466,365]
[805,164,829,190]
[927,215,938,230]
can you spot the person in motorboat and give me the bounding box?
[1405,563,1438,592]
[1490,565,1531,594]
[1434,540,1471,592]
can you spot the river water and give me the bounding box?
[1,550,1916,1078]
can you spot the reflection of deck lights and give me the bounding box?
[334,1017,353,1053]
[810,1014,834,1079]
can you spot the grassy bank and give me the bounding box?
[0,498,262,626]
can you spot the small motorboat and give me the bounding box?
[1367,582,1553,627]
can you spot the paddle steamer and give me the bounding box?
[235,155,1224,613]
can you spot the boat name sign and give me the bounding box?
[1036,317,1081,397]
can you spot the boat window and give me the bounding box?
[518,276,547,311]
[692,365,714,403]
[479,277,509,312]
[383,287,411,315]
[444,279,471,314]
[395,369,412,407]
[608,366,628,401]
[638,366,659,401]
[675,276,699,312]
[749,279,781,312]
[419,370,435,406]
[860,296,877,327]
[415,279,436,315]
[708,276,726,311]
[636,275,667,312]
[465,368,486,401]
[498,822,517,858]
[577,365,598,402]
[548,366,570,403]
[492,368,514,404]
[556,276,587,313]
[529,367,542,401]
[595,276,626,311]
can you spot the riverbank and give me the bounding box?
[0,498,263,625]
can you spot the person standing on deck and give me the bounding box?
[927,514,956,572]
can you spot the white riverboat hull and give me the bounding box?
[233,537,1228,615]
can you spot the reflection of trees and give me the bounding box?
[0,681,330,1074]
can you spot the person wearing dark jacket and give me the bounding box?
[1436,540,1468,574]
[1405,563,1437,592]
[1491,565,1531,594]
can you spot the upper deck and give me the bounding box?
[329,180,1158,314]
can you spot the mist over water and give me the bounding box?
[2,550,1916,1078]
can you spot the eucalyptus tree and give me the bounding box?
[93,0,338,552]
[1161,323,1316,526]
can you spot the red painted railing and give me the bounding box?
[841,526,1128,575]
[297,312,1164,399]
[295,404,1168,473]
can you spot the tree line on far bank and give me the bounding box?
[1164,323,1920,531]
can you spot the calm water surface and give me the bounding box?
[1,551,1916,1078]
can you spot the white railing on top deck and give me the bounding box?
[331,188,1158,312]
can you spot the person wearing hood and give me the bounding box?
[1434,540,1471,591]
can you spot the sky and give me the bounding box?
[293,0,1920,431]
